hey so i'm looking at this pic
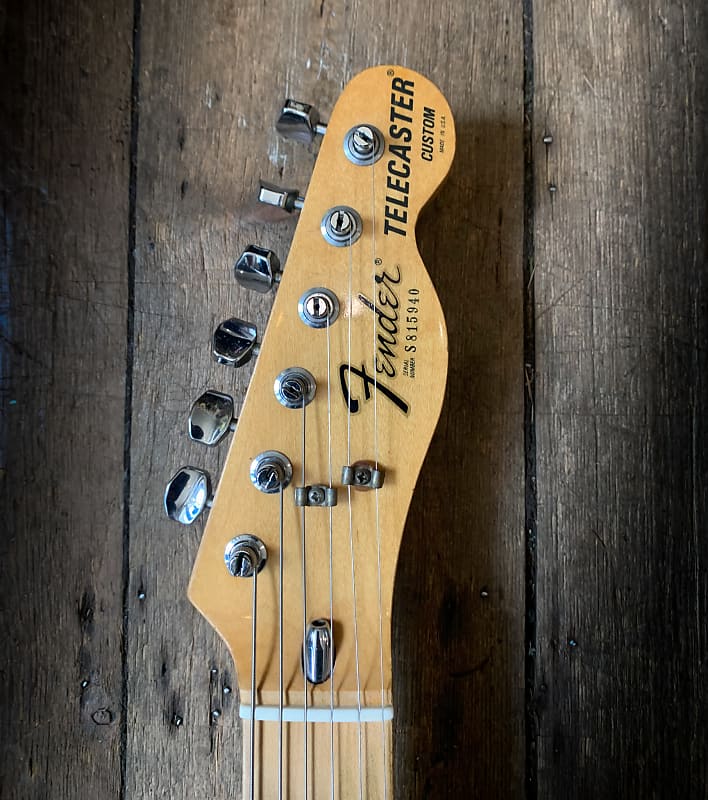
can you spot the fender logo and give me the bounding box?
[339,363,409,416]
[358,263,402,378]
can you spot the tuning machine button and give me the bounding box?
[276,99,328,144]
[234,245,282,293]
[189,390,237,446]
[213,318,260,368]
[164,466,213,525]
[258,181,304,213]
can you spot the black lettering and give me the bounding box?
[392,77,415,96]
[388,159,410,179]
[391,92,414,111]
[390,107,413,125]
[386,175,410,195]
[385,205,407,225]
[339,363,409,415]
[389,143,411,163]
[389,123,412,142]
[385,193,409,209]
[383,219,406,237]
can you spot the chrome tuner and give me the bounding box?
[343,124,385,166]
[164,466,212,525]
[321,206,363,247]
[273,367,316,409]
[224,535,268,578]
[188,390,236,446]
[276,99,327,144]
[249,451,293,494]
[212,318,259,368]
[234,245,282,293]
[258,180,304,213]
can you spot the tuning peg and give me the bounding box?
[189,390,237,446]
[164,466,213,525]
[276,99,327,144]
[258,180,304,213]
[212,318,260,368]
[234,245,282,293]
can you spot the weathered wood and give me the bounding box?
[130,1,524,798]
[533,1,708,796]
[0,1,132,797]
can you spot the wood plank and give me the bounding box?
[129,1,525,797]
[0,1,132,797]
[533,1,708,796]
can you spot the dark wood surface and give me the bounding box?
[1,1,705,799]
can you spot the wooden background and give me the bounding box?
[1,0,705,798]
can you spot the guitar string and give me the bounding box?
[346,229,365,800]
[327,317,336,800]
[370,151,389,800]
[249,563,258,800]
[301,399,308,799]
[278,483,284,800]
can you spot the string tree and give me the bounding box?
[342,462,386,490]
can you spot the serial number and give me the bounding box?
[405,288,419,351]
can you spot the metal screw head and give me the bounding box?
[308,487,325,504]
[355,468,371,485]
[189,390,235,446]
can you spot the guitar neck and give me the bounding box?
[244,717,393,799]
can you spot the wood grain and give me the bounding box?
[533,1,708,797]
[0,1,132,797]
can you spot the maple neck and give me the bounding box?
[244,717,393,800]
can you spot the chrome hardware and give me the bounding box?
[224,534,268,578]
[213,318,259,368]
[342,463,385,489]
[189,390,236,446]
[303,619,334,685]
[164,466,212,525]
[249,451,293,494]
[294,485,338,507]
[276,99,328,144]
[258,180,304,213]
[297,287,339,329]
[274,367,317,409]
[234,245,282,293]
[321,206,362,247]
[343,124,385,166]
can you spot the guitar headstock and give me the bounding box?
[167,65,455,717]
